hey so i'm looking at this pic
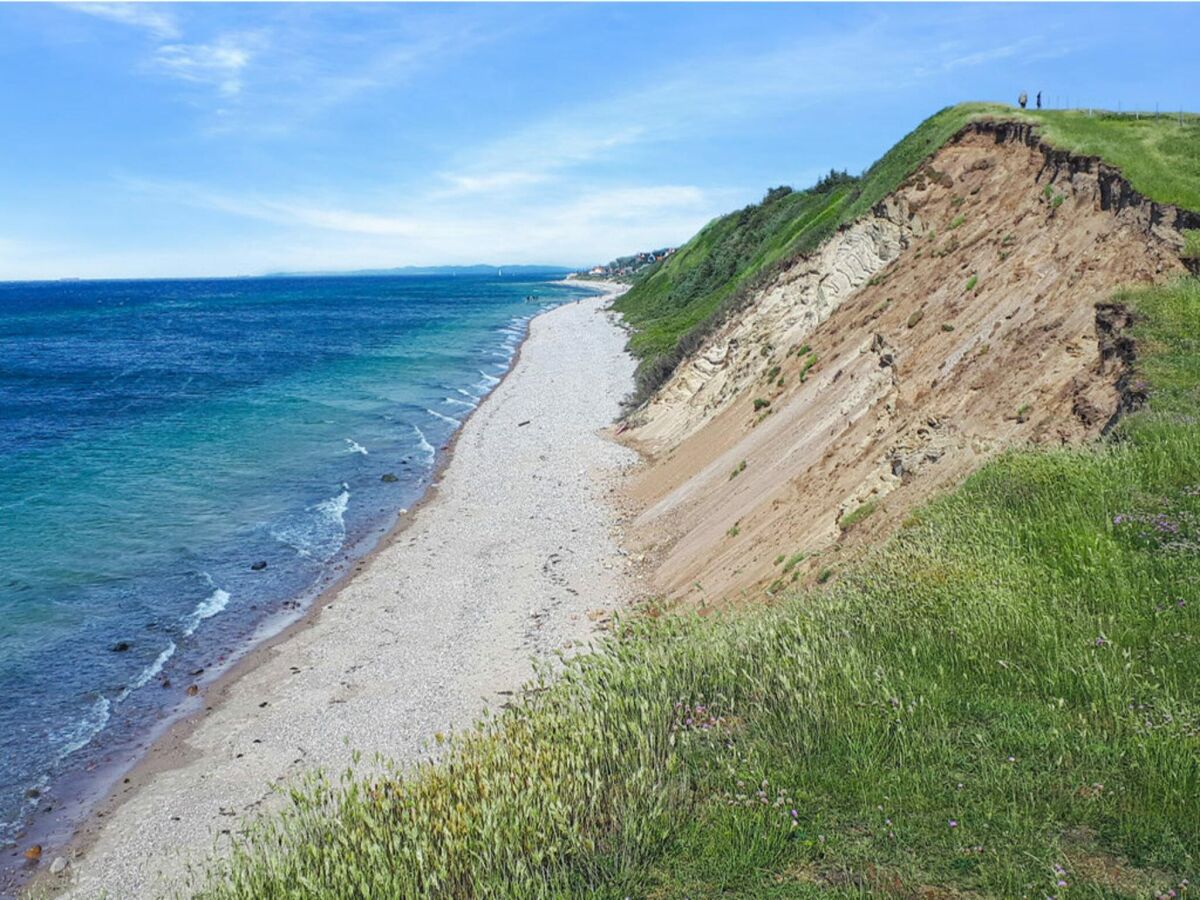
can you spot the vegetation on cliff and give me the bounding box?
[615,103,1200,406]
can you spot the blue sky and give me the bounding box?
[0,3,1195,280]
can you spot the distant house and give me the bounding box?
[589,266,605,275]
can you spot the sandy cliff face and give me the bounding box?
[628,202,921,450]
[620,123,1191,606]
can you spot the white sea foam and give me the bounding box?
[120,641,177,699]
[477,369,501,388]
[455,387,477,400]
[445,397,474,409]
[182,579,231,637]
[344,438,369,456]
[412,425,436,459]
[425,408,459,427]
[271,486,351,561]
[55,697,111,759]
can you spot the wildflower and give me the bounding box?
[949,819,958,828]
[1007,755,1016,763]
[1058,880,1068,888]
[1095,635,1109,647]
[791,809,798,818]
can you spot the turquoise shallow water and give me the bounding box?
[0,273,590,851]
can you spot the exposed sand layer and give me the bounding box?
[48,286,639,898]
[622,124,1188,606]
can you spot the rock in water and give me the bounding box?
[381,473,399,482]
[24,844,41,861]
[250,560,268,571]
[110,641,131,652]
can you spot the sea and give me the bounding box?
[0,273,593,861]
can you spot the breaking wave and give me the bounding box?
[271,485,351,561]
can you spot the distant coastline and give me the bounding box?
[262,264,579,279]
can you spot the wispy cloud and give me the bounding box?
[153,33,261,97]
[65,2,180,40]
[116,173,718,270]
[436,17,1080,205]
[120,176,423,236]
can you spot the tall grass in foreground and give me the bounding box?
[200,280,1200,898]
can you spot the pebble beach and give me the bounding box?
[48,284,640,897]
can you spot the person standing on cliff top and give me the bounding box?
[1037,91,1042,109]
[1019,91,1028,109]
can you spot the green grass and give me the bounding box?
[199,278,1200,899]
[1184,229,1200,260]
[781,552,806,574]
[613,103,1199,407]
[838,499,879,531]
[1015,108,1200,213]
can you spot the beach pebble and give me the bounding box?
[50,855,68,875]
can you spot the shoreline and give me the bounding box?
[26,280,635,897]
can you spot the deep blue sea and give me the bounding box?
[0,274,590,851]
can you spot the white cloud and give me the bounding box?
[64,2,180,40]
[106,174,719,275]
[436,170,550,198]
[153,33,259,97]
[120,177,422,236]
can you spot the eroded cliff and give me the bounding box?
[619,121,1193,605]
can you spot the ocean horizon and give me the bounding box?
[0,273,594,852]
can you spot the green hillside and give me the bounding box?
[616,102,1200,405]
[198,108,1200,899]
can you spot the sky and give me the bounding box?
[0,2,1196,280]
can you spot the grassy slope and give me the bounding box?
[198,113,1200,898]
[616,103,1200,403]
[202,279,1200,899]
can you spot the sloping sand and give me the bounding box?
[52,286,638,897]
